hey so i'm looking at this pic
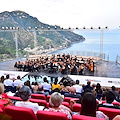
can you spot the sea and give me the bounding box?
[55,29,120,62]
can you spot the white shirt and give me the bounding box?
[73,84,83,93]
[13,79,24,87]
[4,79,13,86]
[15,101,40,114]
[42,82,51,91]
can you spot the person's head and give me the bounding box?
[87,81,91,86]
[19,86,31,101]
[106,91,115,104]
[6,74,10,79]
[76,80,79,85]
[0,76,5,83]
[17,75,21,80]
[0,83,4,95]
[16,84,22,91]
[38,85,44,91]
[54,78,58,85]
[49,92,63,108]
[43,77,47,82]
[111,86,116,91]
[70,87,76,94]
[63,80,68,87]
[81,92,96,117]
[96,83,101,89]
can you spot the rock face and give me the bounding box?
[0,10,85,58]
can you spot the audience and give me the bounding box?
[44,92,72,120]
[15,86,40,114]
[13,75,24,87]
[3,74,13,87]
[97,91,120,109]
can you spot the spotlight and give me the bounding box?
[105,26,108,29]
[2,27,5,30]
[48,26,50,30]
[28,27,32,30]
[55,26,57,29]
[61,27,64,30]
[13,27,16,30]
[35,27,37,30]
[76,27,78,29]
[83,26,85,29]
[6,27,8,30]
[98,26,101,29]
[41,27,44,30]
[68,27,71,29]
[90,27,93,29]
[16,27,19,30]
[10,27,13,30]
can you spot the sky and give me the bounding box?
[0,0,120,29]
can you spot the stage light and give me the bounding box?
[105,26,108,29]
[61,27,64,30]
[68,27,71,29]
[55,26,57,29]
[16,27,19,30]
[35,27,37,30]
[76,27,78,29]
[2,27,5,30]
[48,26,50,30]
[28,27,32,30]
[91,27,93,29]
[41,27,44,30]
[83,26,85,29]
[13,27,16,30]
[98,26,101,29]
[6,27,8,30]
[10,27,13,30]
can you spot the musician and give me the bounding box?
[78,64,84,75]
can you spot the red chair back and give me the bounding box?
[47,95,51,102]
[72,114,104,120]
[37,110,68,120]
[64,97,79,104]
[101,101,120,106]
[73,103,81,112]
[29,98,48,108]
[98,107,120,120]
[4,105,37,120]
[31,94,46,100]
[8,96,22,101]
[62,102,70,108]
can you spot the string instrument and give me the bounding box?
[90,62,94,72]
[69,67,73,72]
[78,66,82,72]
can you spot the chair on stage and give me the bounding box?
[4,105,37,120]
[36,110,68,120]
[31,94,46,100]
[98,107,120,120]
[72,114,104,120]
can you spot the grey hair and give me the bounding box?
[0,83,4,94]
[49,92,63,107]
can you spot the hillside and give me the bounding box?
[0,10,85,59]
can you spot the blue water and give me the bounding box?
[55,29,120,62]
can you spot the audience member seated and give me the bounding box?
[111,86,119,101]
[0,76,5,83]
[95,83,103,94]
[24,80,33,93]
[83,81,93,93]
[13,75,24,87]
[42,77,51,93]
[64,87,81,103]
[51,78,61,93]
[97,91,120,109]
[33,81,39,93]
[14,84,23,97]
[44,92,72,120]
[73,80,83,94]
[0,83,13,108]
[34,84,49,96]
[61,80,70,94]
[71,92,108,120]
[3,74,14,93]
[15,86,41,114]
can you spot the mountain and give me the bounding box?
[0,10,85,59]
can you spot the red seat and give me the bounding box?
[72,114,104,120]
[31,94,46,100]
[73,103,81,112]
[4,105,37,120]
[8,96,22,101]
[29,98,48,108]
[62,102,70,108]
[64,97,79,104]
[37,110,68,120]
[98,107,120,120]
[47,95,51,102]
